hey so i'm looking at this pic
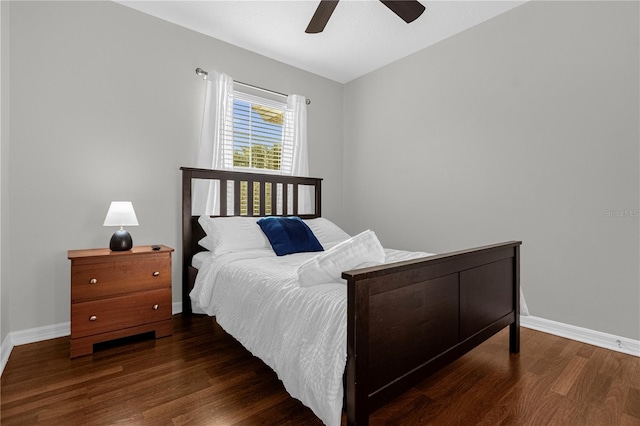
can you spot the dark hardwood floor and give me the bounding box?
[1,314,639,425]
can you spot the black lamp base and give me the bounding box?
[110,228,133,251]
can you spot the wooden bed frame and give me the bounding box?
[181,167,521,426]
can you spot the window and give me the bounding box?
[232,90,286,173]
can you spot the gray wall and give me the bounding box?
[2,1,344,333]
[1,1,9,345]
[344,1,639,339]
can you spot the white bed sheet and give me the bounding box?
[190,248,431,426]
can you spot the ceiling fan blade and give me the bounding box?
[305,0,339,34]
[379,0,425,24]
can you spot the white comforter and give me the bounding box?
[190,248,430,426]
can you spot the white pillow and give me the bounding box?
[297,230,385,287]
[197,236,216,252]
[303,217,351,247]
[198,215,269,254]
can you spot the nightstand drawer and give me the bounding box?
[72,257,170,301]
[71,289,172,338]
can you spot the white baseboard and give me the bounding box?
[0,321,70,376]
[10,321,70,346]
[521,315,639,357]
[172,302,182,315]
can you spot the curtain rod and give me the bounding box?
[195,68,311,105]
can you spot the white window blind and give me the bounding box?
[232,90,287,173]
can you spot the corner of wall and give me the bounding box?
[0,0,10,357]
[0,333,12,376]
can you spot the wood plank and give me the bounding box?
[550,355,589,396]
[624,387,640,419]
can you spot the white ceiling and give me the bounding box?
[117,0,526,83]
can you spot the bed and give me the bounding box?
[180,167,521,426]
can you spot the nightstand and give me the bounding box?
[68,245,174,358]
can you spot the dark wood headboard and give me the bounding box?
[180,167,323,313]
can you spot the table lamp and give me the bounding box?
[103,201,139,251]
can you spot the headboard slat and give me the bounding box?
[233,180,241,216]
[282,184,289,215]
[271,183,278,215]
[220,179,227,217]
[247,180,254,216]
[293,183,299,216]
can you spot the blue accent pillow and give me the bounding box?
[257,217,324,256]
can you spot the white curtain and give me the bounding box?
[281,94,312,214]
[193,71,234,215]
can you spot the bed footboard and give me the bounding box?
[342,241,521,426]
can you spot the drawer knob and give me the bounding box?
[153,304,159,310]
[152,271,160,277]
[89,315,97,321]
[90,278,98,284]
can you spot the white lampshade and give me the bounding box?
[103,201,139,227]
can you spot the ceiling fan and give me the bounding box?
[305,0,426,34]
